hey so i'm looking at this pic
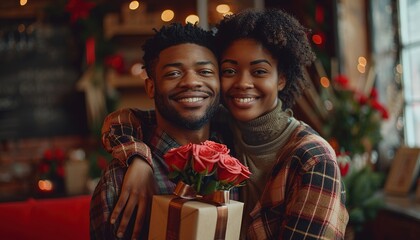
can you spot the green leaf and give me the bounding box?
[168,171,180,180]
[201,179,218,195]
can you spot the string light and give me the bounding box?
[216,4,230,14]
[129,1,139,10]
[357,64,366,73]
[396,64,403,74]
[357,56,367,73]
[38,179,53,192]
[185,14,199,24]
[312,34,323,45]
[358,56,367,66]
[161,9,175,22]
[20,0,27,6]
[320,76,330,88]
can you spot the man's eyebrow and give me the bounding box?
[162,62,182,69]
[221,59,237,65]
[196,60,216,67]
[250,59,272,66]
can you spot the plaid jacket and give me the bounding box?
[244,124,348,239]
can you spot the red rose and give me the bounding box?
[43,149,54,161]
[54,148,66,162]
[191,144,219,174]
[339,161,350,177]
[370,88,378,99]
[56,165,65,177]
[202,141,230,154]
[164,143,192,172]
[234,163,252,185]
[334,75,349,88]
[217,154,242,182]
[355,91,368,105]
[39,163,50,173]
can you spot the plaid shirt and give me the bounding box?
[93,108,348,239]
[90,108,228,239]
[244,124,348,240]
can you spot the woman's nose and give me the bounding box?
[234,72,253,89]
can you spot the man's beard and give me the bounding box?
[154,90,220,130]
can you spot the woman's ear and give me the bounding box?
[144,78,155,98]
[277,74,286,91]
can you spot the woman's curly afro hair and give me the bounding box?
[215,8,316,109]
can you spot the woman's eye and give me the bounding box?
[221,68,236,76]
[253,69,268,75]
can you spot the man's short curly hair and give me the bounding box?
[142,22,217,79]
[215,8,316,109]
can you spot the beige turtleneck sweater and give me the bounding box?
[229,102,300,239]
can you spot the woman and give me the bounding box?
[214,9,348,239]
[104,9,348,239]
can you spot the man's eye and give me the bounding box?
[199,69,214,76]
[164,71,181,78]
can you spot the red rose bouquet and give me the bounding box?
[164,140,251,195]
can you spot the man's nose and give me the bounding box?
[179,71,202,88]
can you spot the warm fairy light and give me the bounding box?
[131,63,143,76]
[129,1,139,10]
[324,99,333,111]
[185,14,199,24]
[396,64,403,74]
[216,4,230,14]
[357,64,366,73]
[20,0,27,6]
[358,56,367,66]
[38,179,54,192]
[18,24,25,33]
[320,76,330,88]
[312,34,323,45]
[161,9,175,22]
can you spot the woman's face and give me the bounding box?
[220,38,286,122]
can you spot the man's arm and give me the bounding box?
[90,160,126,240]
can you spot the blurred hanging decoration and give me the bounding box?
[56,0,119,132]
[65,0,96,23]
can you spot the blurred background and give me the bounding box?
[0,0,419,239]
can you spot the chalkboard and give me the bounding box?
[0,21,88,140]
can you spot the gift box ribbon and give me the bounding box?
[166,181,229,240]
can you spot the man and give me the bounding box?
[89,22,221,240]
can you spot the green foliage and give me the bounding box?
[344,166,385,232]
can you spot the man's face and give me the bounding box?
[148,43,220,130]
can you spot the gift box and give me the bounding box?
[148,195,243,240]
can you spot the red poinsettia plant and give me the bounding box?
[326,75,389,156]
[164,140,251,195]
[38,148,66,180]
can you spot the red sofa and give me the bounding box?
[0,195,91,240]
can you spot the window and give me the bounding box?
[399,0,420,147]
